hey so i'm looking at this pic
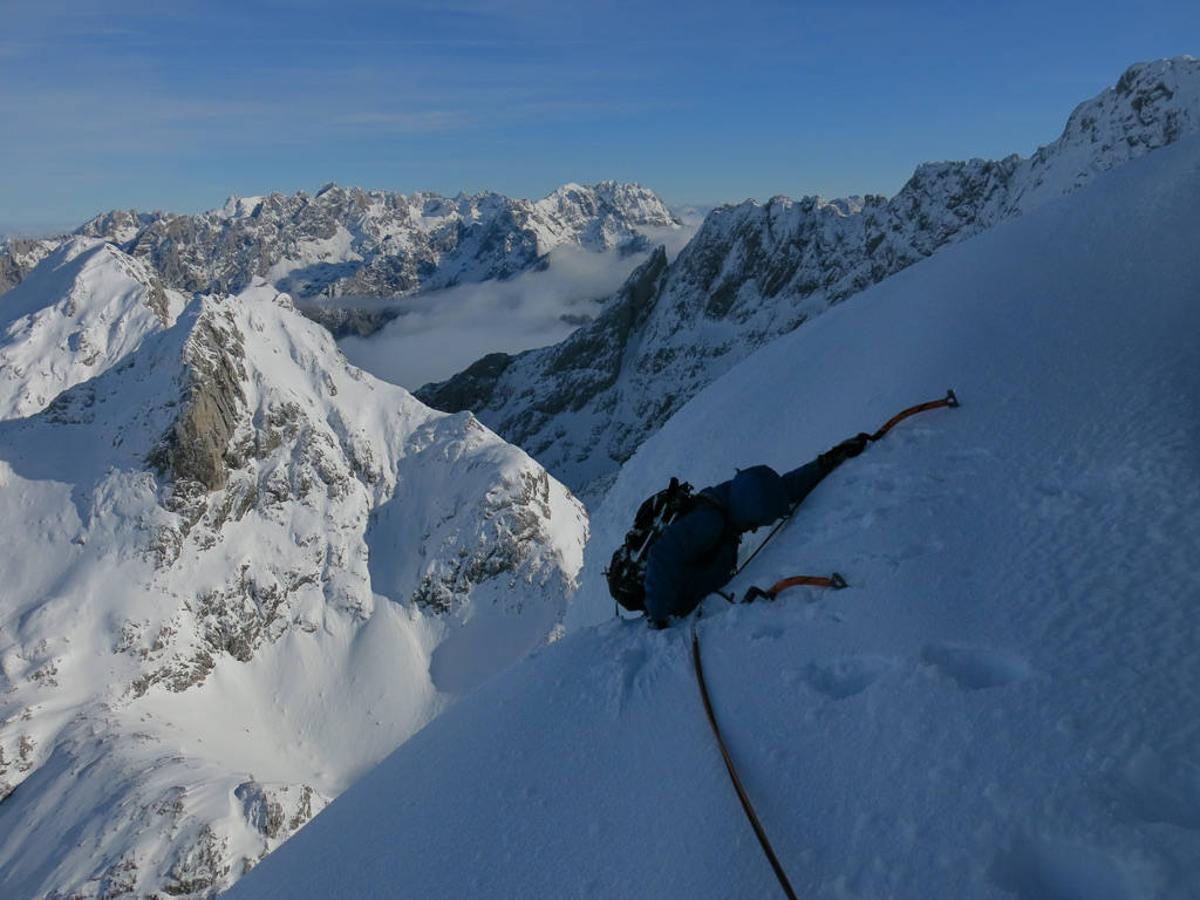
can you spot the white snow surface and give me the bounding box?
[232,131,1200,899]
[0,238,184,420]
[0,282,587,898]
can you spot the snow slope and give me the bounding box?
[232,127,1200,899]
[0,283,586,898]
[0,238,183,419]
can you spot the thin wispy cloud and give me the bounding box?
[331,110,472,132]
[3,0,1197,226]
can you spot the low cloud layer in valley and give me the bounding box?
[338,224,695,390]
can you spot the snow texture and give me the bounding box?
[233,127,1200,900]
[0,238,184,420]
[0,278,586,898]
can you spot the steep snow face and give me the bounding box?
[0,239,179,407]
[0,286,586,898]
[419,56,1200,498]
[231,130,1200,900]
[0,238,184,420]
[20,181,677,304]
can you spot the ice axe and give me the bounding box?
[738,389,960,601]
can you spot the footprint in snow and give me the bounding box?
[802,656,897,700]
[921,643,1031,691]
[990,835,1133,900]
[608,636,676,714]
[1119,746,1200,831]
[601,643,648,716]
[748,624,784,642]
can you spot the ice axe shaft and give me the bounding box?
[742,572,847,603]
[870,389,959,442]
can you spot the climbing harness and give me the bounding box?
[691,622,800,900]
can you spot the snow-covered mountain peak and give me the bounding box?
[0,237,184,420]
[14,181,680,304]
[538,180,678,227]
[221,195,268,220]
[0,279,587,897]
[1012,54,1200,209]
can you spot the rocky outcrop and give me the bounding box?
[410,466,558,614]
[234,781,323,842]
[149,305,247,492]
[0,236,59,293]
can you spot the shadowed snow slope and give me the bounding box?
[232,132,1200,898]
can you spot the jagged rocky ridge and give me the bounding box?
[0,236,60,294]
[0,264,587,898]
[0,182,678,314]
[418,57,1200,497]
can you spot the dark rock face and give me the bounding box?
[0,253,23,295]
[420,246,669,422]
[416,57,1200,497]
[417,352,514,412]
[294,302,402,338]
[162,825,229,897]
[149,308,247,492]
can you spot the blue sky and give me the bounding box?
[2,0,1197,229]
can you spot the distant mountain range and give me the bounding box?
[0,180,680,301]
[418,57,1200,498]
